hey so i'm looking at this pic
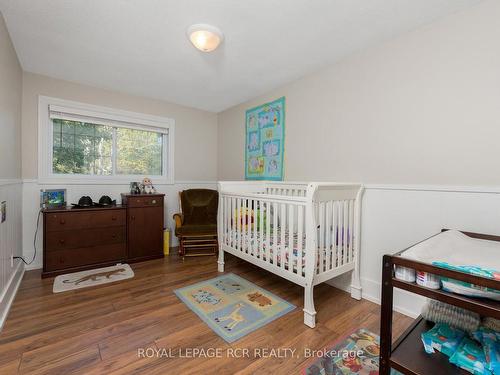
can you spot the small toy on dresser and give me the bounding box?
[141,177,157,194]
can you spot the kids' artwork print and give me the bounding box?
[245,97,285,180]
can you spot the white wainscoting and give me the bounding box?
[329,184,500,318]
[20,180,500,318]
[22,180,217,270]
[0,180,24,330]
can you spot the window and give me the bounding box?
[38,97,174,184]
[52,119,113,175]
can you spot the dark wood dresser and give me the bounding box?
[121,194,165,262]
[42,206,127,277]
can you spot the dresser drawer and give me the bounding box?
[45,226,125,252]
[124,195,163,208]
[45,243,126,272]
[45,209,126,232]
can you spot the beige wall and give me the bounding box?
[0,12,23,330]
[218,0,500,186]
[0,12,22,179]
[22,72,218,181]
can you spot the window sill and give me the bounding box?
[37,176,174,186]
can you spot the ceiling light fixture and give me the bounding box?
[187,24,224,52]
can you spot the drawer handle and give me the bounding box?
[131,216,135,220]
[112,216,117,221]
[59,239,65,244]
[60,219,66,225]
[111,234,116,239]
[152,200,156,204]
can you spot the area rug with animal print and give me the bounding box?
[174,273,295,343]
[53,264,134,293]
[302,328,403,375]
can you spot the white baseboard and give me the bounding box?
[360,277,422,319]
[0,262,25,331]
[327,274,423,319]
[24,262,42,271]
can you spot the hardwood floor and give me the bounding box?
[0,253,412,374]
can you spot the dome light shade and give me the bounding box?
[187,24,224,52]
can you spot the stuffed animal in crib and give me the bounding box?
[141,177,157,194]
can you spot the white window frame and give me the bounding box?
[38,96,175,185]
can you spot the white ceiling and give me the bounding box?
[0,0,482,112]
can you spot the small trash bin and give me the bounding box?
[163,228,170,256]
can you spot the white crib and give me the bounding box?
[217,181,364,328]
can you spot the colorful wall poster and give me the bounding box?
[245,97,285,180]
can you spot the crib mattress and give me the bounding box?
[400,230,500,271]
[227,229,346,271]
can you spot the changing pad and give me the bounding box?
[401,230,500,271]
[399,230,500,300]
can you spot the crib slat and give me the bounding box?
[259,200,264,259]
[336,200,341,267]
[252,199,256,256]
[331,201,337,268]
[339,201,346,265]
[265,201,271,263]
[343,201,349,264]
[229,198,236,247]
[288,204,295,273]
[338,200,343,266]
[241,198,245,252]
[325,201,332,271]
[318,202,325,274]
[225,197,229,246]
[229,197,232,247]
[237,198,243,251]
[222,196,226,245]
[229,197,233,247]
[342,200,346,265]
[241,198,247,253]
[349,199,354,263]
[243,198,248,253]
[272,202,278,266]
[221,196,225,245]
[345,199,350,263]
[247,199,252,254]
[297,205,304,275]
[280,203,286,269]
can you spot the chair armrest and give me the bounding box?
[173,213,183,228]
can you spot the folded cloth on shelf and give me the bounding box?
[449,337,492,375]
[483,318,500,332]
[421,299,480,333]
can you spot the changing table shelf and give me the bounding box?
[392,278,500,319]
[390,317,469,375]
[379,230,500,375]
